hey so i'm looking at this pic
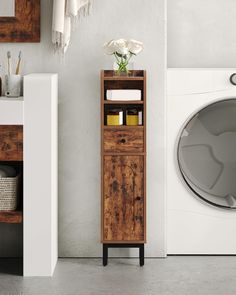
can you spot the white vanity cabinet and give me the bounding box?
[0,74,58,277]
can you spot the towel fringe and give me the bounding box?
[71,1,91,31]
[52,0,91,54]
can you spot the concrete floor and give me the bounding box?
[0,257,236,295]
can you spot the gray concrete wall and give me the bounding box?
[0,0,166,257]
[168,0,236,68]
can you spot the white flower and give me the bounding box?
[103,38,144,57]
[103,40,116,55]
[113,39,129,55]
[128,39,144,55]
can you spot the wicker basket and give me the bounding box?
[0,175,19,211]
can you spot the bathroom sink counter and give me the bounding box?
[0,97,23,125]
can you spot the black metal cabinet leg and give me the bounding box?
[103,244,108,266]
[139,244,144,267]
[102,244,145,266]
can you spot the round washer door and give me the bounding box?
[178,99,236,209]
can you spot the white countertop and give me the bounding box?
[0,97,23,125]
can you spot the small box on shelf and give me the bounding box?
[106,89,142,101]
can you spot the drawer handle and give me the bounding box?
[120,138,126,144]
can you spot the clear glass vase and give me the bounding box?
[113,62,134,77]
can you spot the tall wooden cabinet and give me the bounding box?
[101,70,146,266]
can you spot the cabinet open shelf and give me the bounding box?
[103,70,145,81]
[0,211,23,224]
[0,158,23,224]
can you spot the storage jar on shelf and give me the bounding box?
[106,109,123,126]
[126,108,142,126]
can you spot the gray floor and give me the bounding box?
[0,257,236,295]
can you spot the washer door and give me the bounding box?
[178,99,236,209]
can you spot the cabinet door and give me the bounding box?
[103,155,145,242]
[0,125,23,161]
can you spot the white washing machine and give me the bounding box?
[167,69,236,254]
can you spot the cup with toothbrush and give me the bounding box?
[5,51,23,98]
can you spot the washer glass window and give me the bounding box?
[178,99,236,209]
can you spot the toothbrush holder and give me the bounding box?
[5,75,23,98]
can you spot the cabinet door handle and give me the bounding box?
[120,138,126,144]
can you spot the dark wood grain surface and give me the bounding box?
[0,126,23,161]
[0,211,23,224]
[103,155,144,242]
[17,126,23,161]
[0,0,40,42]
[104,70,144,78]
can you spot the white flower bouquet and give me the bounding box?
[103,39,143,75]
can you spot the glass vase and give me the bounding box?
[113,62,134,77]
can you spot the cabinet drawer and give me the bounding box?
[0,126,23,161]
[104,128,144,153]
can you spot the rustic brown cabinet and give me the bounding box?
[101,70,146,266]
[0,126,23,161]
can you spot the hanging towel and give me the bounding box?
[52,0,91,53]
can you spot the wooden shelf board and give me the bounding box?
[103,70,145,80]
[0,211,23,224]
[104,77,144,81]
[104,100,143,105]
[103,152,146,156]
[102,240,146,244]
[104,125,144,129]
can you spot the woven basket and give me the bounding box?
[0,175,19,211]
